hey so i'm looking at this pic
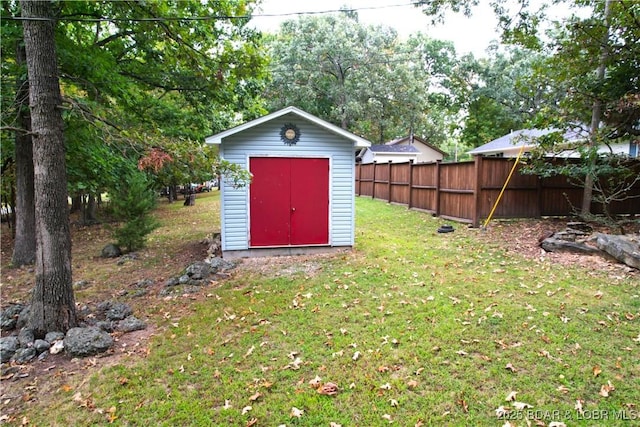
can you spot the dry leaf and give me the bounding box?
[378,366,390,373]
[592,365,602,377]
[390,399,399,407]
[505,391,517,402]
[407,379,418,388]
[248,392,261,402]
[599,381,615,397]
[574,399,584,414]
[380,382,392,390]
[309,375,322,387]
[549,423,567,427]
[290,407,304,418]
[415,420,424,427]
[223,400,232,410]
[505,363,517,372]
[352,351,361,361]
[245,418,258,427]
[317,382,339,396]
[382,414,392,422]
[556,385,570,393]
[330,423,342,427]
[241,406,252,415]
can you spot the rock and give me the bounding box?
[34,339,50,353]
[185,261,212,280]
[540,237,601,255]
[117,316,146,333]
[104,302,133,321]
[17,328,34,347]
[12,347,36,363]
[178,275,190,284]
[73,280,90,290]
[164,277,180,287]
[64,327,113,357]
[96,320,115,332]
[101,243,122,258]
[16,305,30,330]
[45,331,65,343]
[594,233,640,270]
[207,257,236,272]
[0,336,19,363]
[1,304,25,331]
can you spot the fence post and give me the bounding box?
[356,163,361,196]
[388,161,393,203]
[435,160,441,216]
[372,162,377,200]
[408,160,414,209]
[472,155,483,227]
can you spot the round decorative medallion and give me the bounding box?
[280,123,300,146]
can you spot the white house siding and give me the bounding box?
[219,113,356,251]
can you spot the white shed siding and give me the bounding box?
[219,113,356,251]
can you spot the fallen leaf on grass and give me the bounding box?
[223,400,232,410]
[380,383,392,390]
[352,351,361,361]
[505,363,517,372]
[592,365,602,377]
[309,375,322,387]
[242,406,252,415]
[505,391,517,402]
[390,399,399,407]
[406,379,418,388]
[599,381,615,397]
[330,423,342,427]
[317,382,339,396]
[248,392,261,402]
[382,413,393,422]
[245,418,258,427]
[290,407,304,418]
[549,423,567,427]
[574,399,584,414]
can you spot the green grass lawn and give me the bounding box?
[8,195,639,426]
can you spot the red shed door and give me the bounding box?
[249,157,329,247]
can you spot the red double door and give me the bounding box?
[249,157,329,247]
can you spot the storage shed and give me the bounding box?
[205,106,371,258]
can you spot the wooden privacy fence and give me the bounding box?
[355,157,640,227]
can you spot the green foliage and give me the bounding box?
[264,12,460,146]
[108,171,159,252]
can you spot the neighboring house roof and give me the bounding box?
[205,106,371,148]
[386,135,447,156]
[369,144,420,153]
[468,127,587,156]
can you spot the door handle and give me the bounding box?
[291,207,296,212]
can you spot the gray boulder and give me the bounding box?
[103,302,133,321]
[45,331,65,343]
[0,304,24,331]
[117,316,147,333]
[0,336,19,363]
[12,347,36,364]
[594,233,640,270]
[34,339,50,353]
[101,243,122,258]
[540,236,601,255]
[17,328,34,347]
[64,327,113,357]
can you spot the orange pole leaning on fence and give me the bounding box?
[482,144,526,229]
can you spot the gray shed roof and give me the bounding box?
[205,106,371,148]
[369,144,420,153]
[468,127,587,155]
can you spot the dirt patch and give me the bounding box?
[478,218,639,279]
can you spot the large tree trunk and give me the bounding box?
[21,0,77,337]
[12,41,36,266]
[581,0,611,216]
